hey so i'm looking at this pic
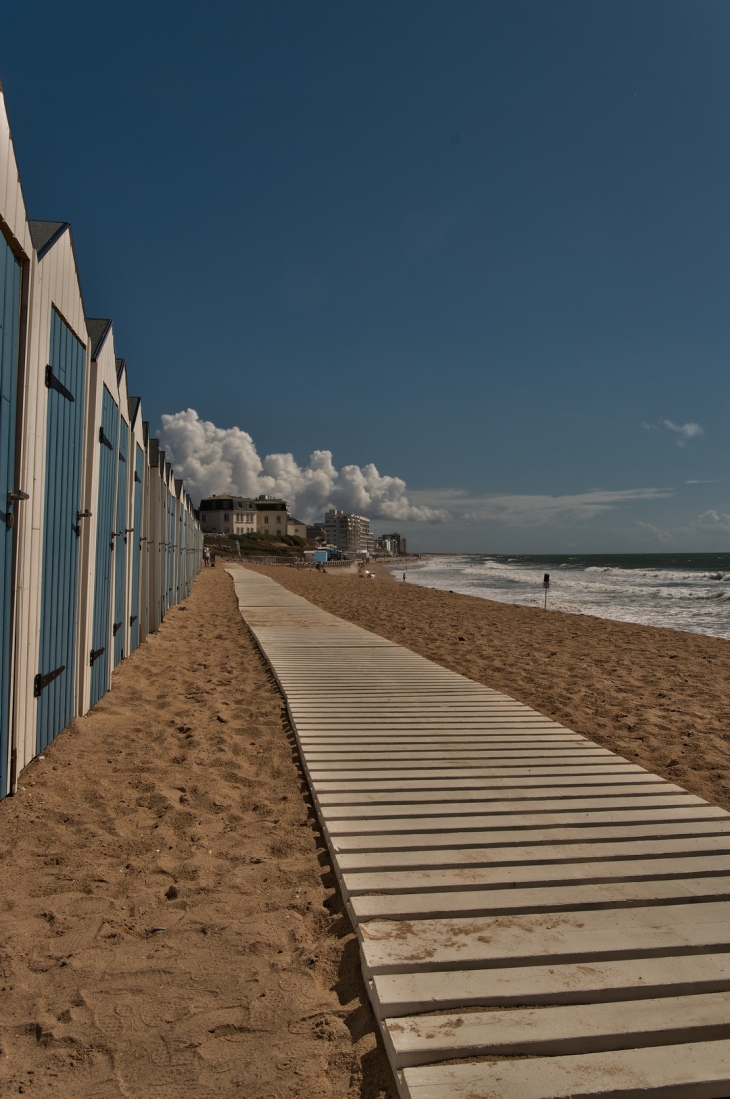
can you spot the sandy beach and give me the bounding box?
[0,568,394,1099]
[248,562,730,813]
[1,563,729,1098]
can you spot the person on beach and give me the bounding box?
[403,572,406,582]
[210,552,216,568]
[203,546,210,567]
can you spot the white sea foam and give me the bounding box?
[389,554,730,639]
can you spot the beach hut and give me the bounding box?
[112,359,130,666]
[80,319,121,709]
[174,479,184,604]
[146,439,164,632]
[0,83,33,797]
[127,396,145,653]
[16,219,88,761]
[164,459,174,615]
[139,421,151,642]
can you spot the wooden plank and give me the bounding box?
[336,834,730,873]
[314,774,672,794]
[342,854,730,898]
[309,764,647,779]
[359,902,730,975]
[305,747,610,759]
[308,752,615,766]
[385,991,730,1066]
[324,806,728,837]
[400,1039,730,1099]
[321,793,709,817]
[330,821,730,855]
[371,953,730,1017]
[350,875,730,923]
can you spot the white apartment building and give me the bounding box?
[199,495,306,539]
[323,509,375,555]
[377,532,407,555]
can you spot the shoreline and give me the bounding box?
[378,555,730,641]
[247,563,730,814]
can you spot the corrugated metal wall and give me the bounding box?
[0,83,204,794]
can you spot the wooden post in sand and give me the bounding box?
[543,572,550,609]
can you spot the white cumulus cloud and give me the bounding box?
[696,509,730,531]
[158,409,448,523]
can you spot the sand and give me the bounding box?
[247,563,730,813]
[2,563,729,1099]
[0,567,395,1099]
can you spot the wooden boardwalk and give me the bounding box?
[228,565,730,1099]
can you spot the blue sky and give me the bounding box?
[3,1,729,551]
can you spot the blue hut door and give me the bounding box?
[0,235,22,795]
[177,505,182,602]
[165,491,173,613]
[36,309,86,752]
[89,385,118,706]
[113,419,129,665]
[129,444,143,651]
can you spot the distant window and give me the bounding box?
[264,516,269,523]
[224,514,229,521]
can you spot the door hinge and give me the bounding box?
[90,647,105,666]
[113,621,122,636]
[134,471,142,483]
[99,426,114,450]
[118,451,126,462]
[34,665,65,697]
[130,614,138,625]
[46,365,74,402]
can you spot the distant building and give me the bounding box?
[199,494,305,539]
[323,509,374,555]
[287,517,307,539]
[306,522,326,543]
[377,532,407,555]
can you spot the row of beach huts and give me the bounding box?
[0,84,203,799]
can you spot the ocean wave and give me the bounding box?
[391,553,730,639]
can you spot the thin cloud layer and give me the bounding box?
[662,419,704,444]
[641,420,704,446]
[158,409,447,523]
[406,486,673,527]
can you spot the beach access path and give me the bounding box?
[228,563,730,1099]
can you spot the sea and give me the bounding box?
[387,554,730,640]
